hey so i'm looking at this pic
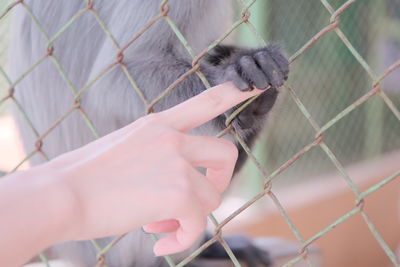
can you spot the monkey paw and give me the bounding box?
[222,44,289,91]
[198,233,272,267]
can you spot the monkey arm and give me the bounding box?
[203,44,289,172]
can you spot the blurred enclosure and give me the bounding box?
[234,0,400,192]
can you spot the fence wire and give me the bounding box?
[0,0,400,266]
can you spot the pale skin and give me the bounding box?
[0,82,264,267]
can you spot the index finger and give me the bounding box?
[159,82,264,132]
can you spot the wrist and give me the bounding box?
[29,162,79,243]
[0,163,79,266]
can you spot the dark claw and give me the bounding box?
[267,44,290,80]
[253,50,284,88]
[239,55,270,90]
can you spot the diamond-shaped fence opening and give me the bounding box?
[0,0,399,267]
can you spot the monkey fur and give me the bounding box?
[9,1,289,266]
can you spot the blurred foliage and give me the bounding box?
[238,0,400,191]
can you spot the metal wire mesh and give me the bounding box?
[0,0,399,266]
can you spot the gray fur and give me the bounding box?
[9,1,287,266]
[9,1,232,266]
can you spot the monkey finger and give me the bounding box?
[254,50,284,88]
[143,219,180,234]
[267,44,289,80]
[159,82,263,132]
[238,55,270,90]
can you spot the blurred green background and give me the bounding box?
[235,0,400,192]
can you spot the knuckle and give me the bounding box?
[209,195,222,212]
[165,172,191,197]
[224,64,239,78]
[220,138,239,158]
[158,130,183,149]
[166,191,186,211]
[239,56,254,67]
[170,186,192,209]
[254,50,269,60]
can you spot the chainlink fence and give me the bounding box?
[1,0,400,266]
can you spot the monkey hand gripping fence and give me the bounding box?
[0,0,400,266]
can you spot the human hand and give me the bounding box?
[50,82,263,256]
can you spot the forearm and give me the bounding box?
[0,164,74,267]
[0,83,261,263]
